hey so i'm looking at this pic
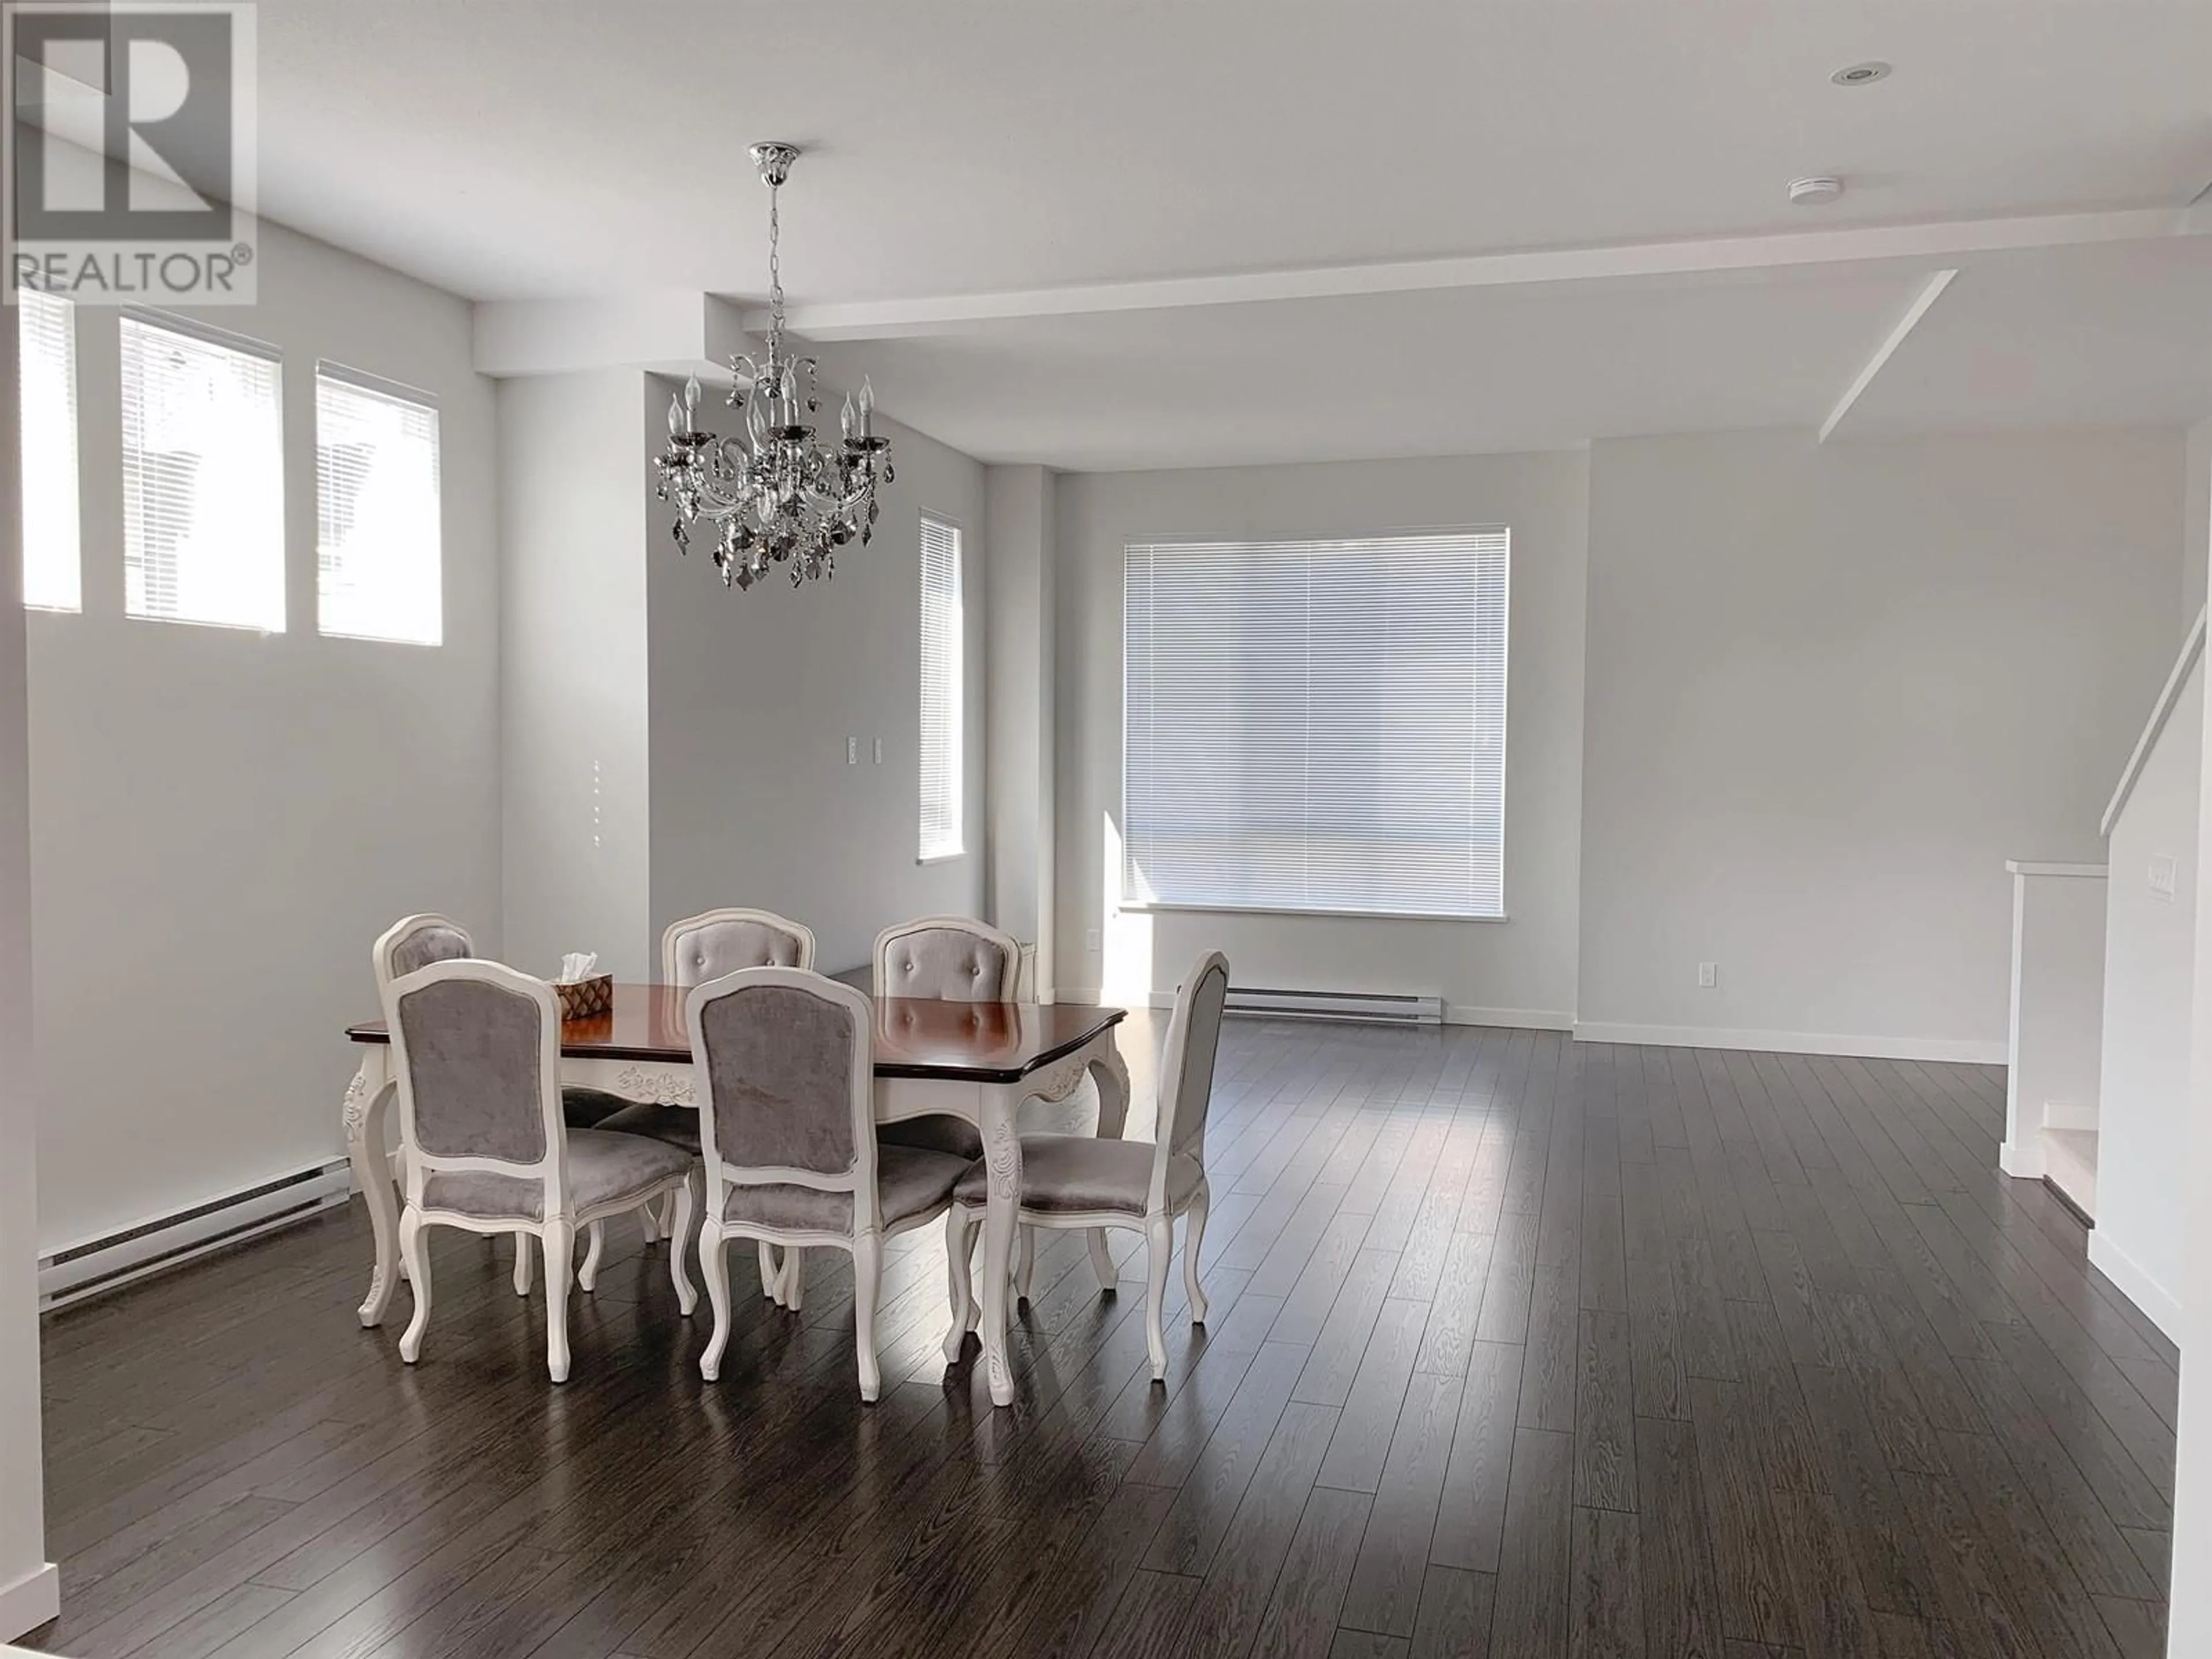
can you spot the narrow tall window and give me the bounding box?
[316,366,442,644]
[1123,530,1510,919]
[918,513,964,860]
[18,290,81,611]
[120,313,286,631]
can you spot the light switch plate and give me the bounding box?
[2149,855,2179,900]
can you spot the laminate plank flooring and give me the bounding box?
[29,1022,2176,1658]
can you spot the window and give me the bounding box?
[17,290,81,611]
[120,312,285,631]
[316,366,442,644]
[1123,530,1509,919]
[918,513,964,860]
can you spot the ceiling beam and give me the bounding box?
[1819,268,1956,443]
[473,293,760,380]
[753,207,2196,342]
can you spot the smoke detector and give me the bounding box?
[1789,175,1845,206]
[1831,60,1891,86]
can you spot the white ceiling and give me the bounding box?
[244,0,2212,467]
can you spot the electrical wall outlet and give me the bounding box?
[873,737,883,764]
[2149,855,2179,901]
[1085,927,1101,952]
[1697,961,1718,988]
[846,737,857,765]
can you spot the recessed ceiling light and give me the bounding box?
[1789,175,1845,206]
[1831,60,1891,86]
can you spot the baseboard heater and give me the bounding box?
[39,1159,353,1312]
[1222,986,1444,1027]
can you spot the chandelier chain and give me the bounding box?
[766,180,784,347]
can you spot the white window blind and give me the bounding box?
[1123,531,1509,919]
[316,366,442,644]
[919,513,964,860]
[120,313,285,631]
[18,290,81,611]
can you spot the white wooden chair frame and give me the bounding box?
[658,907,819,1292]
[691,967,951,1402]
[373,914,547,1297]
[944,950,1229,1382]
[386,957,697,1382]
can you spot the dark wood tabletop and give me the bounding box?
[347,983,1126,1084]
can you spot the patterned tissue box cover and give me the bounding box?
[555,974,614,1022]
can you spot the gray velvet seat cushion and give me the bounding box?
[878,1115,984,1159]
[597,1101,702,1157]
[419,1129,694,1221]
[720,1145,971,1236]
[562,1088,635,1130]
[951,1134,1200,1217]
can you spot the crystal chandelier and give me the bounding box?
[653,142,892,590]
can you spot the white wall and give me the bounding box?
[498,370,655,980]
[2092,652,2201,1335]
[27,220,501,1252]
[2,272,60,1643]
[647,400,988,974]
[1577,428,2184,1060]
[2168,400,2212,1659]
[2000,863,2109,1176]
[984,464,1055,982]
[1054,450,1590,1022]
[2184,417,2210,624]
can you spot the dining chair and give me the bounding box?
[599,907,817,1293]
[870,917,1017,1178]
[383,956,698,1382]
[690,967,971,1400]
[740,913,1024,1310]
[374,913,632,1294]
[945,950,1229,1382]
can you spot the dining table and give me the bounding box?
[343,983,1130,1406]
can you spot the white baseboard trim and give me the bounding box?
[1998,1139,2048,1179]
[2086,1232,2183,1342]
[2039,1099,2100,1131]
[1444,1006,1575,1031]
[0,1562,59,1642]
[1570,1021,2006,1066]
[1139,991,1572,1033]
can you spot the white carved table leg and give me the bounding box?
[1086,1035,1132,1290]
[978,1086,1022,1408]
[344,1051,400,1328]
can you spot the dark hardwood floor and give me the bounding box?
[31,1021,2179,1658]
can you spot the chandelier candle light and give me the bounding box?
[654,142,893,590]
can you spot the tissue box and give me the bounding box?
[555,974,613,1022]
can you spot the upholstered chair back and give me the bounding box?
[376,913,474,988]
[687,969,874,1198]
[387,960,560,1172]
[874,916,1020,1003]
[1156,952,1232,1169]
[662,908,816,988]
